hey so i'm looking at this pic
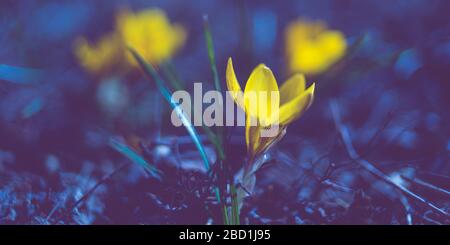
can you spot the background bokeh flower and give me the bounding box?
[285,19,347,75]
[74,33,124,74]
[117,8,186,66]
[74,8,186,75]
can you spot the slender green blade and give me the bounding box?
[0,64,43,84]
[109,138,162,180]
[160,61,223,159]
[161,61,184,91]
[128,47,212,172]
[203,15,222,92]
[203,15,225,159]
[230,184,240,225]
[129,47,230,224]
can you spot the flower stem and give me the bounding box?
[230,184,240,225]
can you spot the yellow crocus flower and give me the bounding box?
[116,8,186,66]
[285,19,346,75]
[226,58,315,160]
[74,33,124,74]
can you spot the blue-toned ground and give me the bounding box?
[0,0,449,224]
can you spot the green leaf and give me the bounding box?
[129,47,230,224]
[0,64,43,84]
[230,184,240,225]
[203,15,225,160]
[109,138,162,180]
[128,47,212,172]
[203,15,222,92]
[160,61,224,160]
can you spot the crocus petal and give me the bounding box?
[255,126,286,158]
[244,64,279,125]
[246,123,287,161]
[245,113,261,156]
[279,73,306,105]
[226,58,245,109]
[277,83,315,125]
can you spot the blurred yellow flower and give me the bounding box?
[226,57,315,159]
[117,8,186,66]
[74,8,186,74]
[74,33,124,74]
[285,19,346,75]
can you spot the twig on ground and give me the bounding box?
[397,190,413,225]
[359,111,393,158]
[54,162,130,223]
[401,175,450,197]
[329,100,450,218]
[322,179,354,193]
[417,171,450,181]
[421,210,443,225]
